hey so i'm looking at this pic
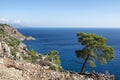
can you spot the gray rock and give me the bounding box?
[0,41,11,57]
[25,36,35,40]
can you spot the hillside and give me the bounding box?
[0,24,25,40]
[0,24,114,80]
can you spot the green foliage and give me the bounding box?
[28,49,36,57]
[75,32,114,72]
[89,61,96,67]
[49,63,63,71]
[47,50,61,65]
[10,48,18,56]
[49,64,57,70]
[44,50,63,71]
[0,25,20,48]
[8,37,20,47]
[23,49,42,63]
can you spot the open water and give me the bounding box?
[18,28,120,80]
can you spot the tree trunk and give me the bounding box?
[80,54,90,73]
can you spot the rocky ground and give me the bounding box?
[0,57,114,80]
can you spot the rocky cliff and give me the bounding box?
[0,24,25,41]
[0,24,114,80]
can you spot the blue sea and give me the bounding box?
[18,28,120,80]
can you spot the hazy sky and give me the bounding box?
[0,0,120,28]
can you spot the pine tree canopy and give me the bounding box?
[75,32,114,72]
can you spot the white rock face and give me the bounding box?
[0,41,11,57]
[19,43,27,49]
[0,42,3,56]
[0,65,26,80]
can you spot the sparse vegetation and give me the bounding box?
[0,24,63,71]
[23,49,42,63]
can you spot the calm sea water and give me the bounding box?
[18,28,120,80]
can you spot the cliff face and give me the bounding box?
[0,24,114,80]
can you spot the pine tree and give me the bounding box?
[75,32,114,73]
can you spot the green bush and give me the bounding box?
[47,50,61,65]
[27,49,36,57]
[24,49,43,63]
[49,64,57,70]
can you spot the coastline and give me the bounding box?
[0,24,115,80]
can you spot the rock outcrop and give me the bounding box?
[0,41,11,57]
[0,24,35,41]
[0,24,25,40]
[25,36,35,40]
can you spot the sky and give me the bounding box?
[0,0,120,28]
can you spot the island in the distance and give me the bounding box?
[0,24,114,80]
